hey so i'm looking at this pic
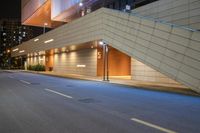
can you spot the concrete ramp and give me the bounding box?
[101,8,200,93]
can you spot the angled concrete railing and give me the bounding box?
[11,8,200,93]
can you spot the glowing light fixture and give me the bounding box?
[99,40,104,45]
[79,2,83,6]
[77,65,86,68]
[44,23,48,26]
[44,39,54,44]
[19,50,25,53]
[34,38,39,42]
[12,48,19,52]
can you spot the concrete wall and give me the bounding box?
[53,49,97,76]
[133,0,200,29]
[131,58,179,84]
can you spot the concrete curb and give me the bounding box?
[4,70,199,97]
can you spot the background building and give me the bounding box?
[0,19,45,68]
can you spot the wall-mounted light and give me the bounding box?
[61,47,66,52]
[19,50,25,53]
[12,48,19,52]
[77,65,86,68]
[99,41,104,45]
[7,49,10,53]
[54,49,59,54]
[34,38,39,42]
[99,40,107,45]
[44,23,48,26]
[44,39,54,44]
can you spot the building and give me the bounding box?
[0,19,45,68]
[11,0,200,93]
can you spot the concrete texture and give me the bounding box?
[133,0,200,29]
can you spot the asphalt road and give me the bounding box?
[0,71,200,133]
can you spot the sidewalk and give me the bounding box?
[4,70,199,96]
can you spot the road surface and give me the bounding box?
[0,71,200,133]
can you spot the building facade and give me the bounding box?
[11,0,200,93]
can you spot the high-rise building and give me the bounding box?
[0,19,45,68]
[11,0,200,93]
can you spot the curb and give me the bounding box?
[6,70,200,97]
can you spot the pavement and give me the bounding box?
[0,70,200,133]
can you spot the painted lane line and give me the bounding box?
[20,80,31,85]
[131,118,177,133]
[45,88,73,99]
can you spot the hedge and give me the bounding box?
[27,64,45,71]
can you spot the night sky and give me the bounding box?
[0,0,21,19]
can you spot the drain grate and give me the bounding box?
[78,98,99,103]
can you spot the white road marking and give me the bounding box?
[45,88,73,99]
[20,80,31,85]
[131,118,177,133]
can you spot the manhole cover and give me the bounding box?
[78,98,99,103]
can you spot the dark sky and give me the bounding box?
[0,0,21,19]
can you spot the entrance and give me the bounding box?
[97,45,131,77]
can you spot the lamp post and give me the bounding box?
[20,56,23,69]
[99,40,109,81]
[7,49,11,69]
[43,23,48,34]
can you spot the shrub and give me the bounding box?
[27,64,45,71]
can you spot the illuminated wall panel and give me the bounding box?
[53,49,97,76]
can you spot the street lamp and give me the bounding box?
[99,40,109,81]
[43,23,48,34]
[79,0,83,7]
[79,2,83,7]
[7,49,11,69]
